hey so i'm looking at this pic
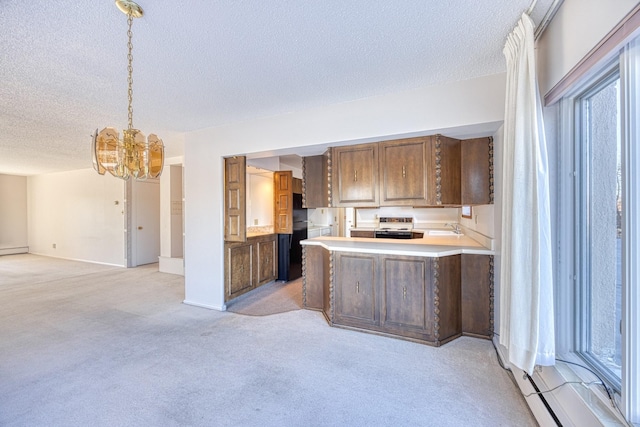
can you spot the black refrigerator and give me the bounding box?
[277,193,307,282]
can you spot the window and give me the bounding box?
[576,70,622,388]
[558,37,640,423]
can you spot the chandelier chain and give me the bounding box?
[127,13,134,130]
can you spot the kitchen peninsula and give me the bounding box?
[301,232,494,346]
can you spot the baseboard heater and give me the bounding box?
[525,372,563,426]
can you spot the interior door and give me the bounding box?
[135,180,160,266]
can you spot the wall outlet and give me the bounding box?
[52,243,56,249]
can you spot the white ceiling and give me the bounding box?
[0,1,555,176]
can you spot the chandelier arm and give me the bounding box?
[127,12,134,130]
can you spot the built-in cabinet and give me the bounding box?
[224,233,278,301]
[379,137,430,206]
[332,143,379,207]
[334,252,378,326]
[302,154,329,208]
[302,134,493,208]
[304,246,493,346]
[461,137,494,205]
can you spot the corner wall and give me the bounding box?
[0,174,28,255]
[27,169,125,266]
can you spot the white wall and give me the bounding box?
[246,172,274,227]
[0,174,28,255]
[184,73,507,310]
[537,0,638,97]
[27,169,125,266]
[459,204,495,238]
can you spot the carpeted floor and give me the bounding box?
[0,254,536,427]
[227,278,303,316]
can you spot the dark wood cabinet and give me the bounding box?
[334,252,378,327]
[461,254,493,338]
[349,229,375,238]
[379,137,430,206]
[302,154,329,208]
[433,255,462,343]
[332,143,379,207]
[328,134,492,208]
[304,247,491,346]
[224,233,278,302]
[380,256,432,339]
[429,135,461,206]
[461,137,493,205]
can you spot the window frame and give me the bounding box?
[573,66,622,392]
[557,38,640,423]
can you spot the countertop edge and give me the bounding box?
[301,237,494,257]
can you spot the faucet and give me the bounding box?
[445,223,461,234]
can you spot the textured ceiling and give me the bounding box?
[0,1,554,176]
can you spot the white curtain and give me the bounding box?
[499,13,555,374]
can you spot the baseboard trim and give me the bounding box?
[26,252,124,267]
[0,247,29,256]
[183,299,226,311]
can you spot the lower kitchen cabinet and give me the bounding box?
[380,256,433,339]
[307,248,490,346]
[255,236,277,286]
[334,252,378,327]
[224,233,277,302]
[226,243,253,299]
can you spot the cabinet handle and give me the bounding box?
[356,281,360,293]
[354,169,358,182]
[402,165,406,178]
[403,286,407,300]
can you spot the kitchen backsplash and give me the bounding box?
[355,207,459,229]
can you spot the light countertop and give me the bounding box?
[300,235,493,257]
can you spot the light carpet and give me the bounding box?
[0,254,536,427]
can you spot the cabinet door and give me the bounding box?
[380,256,431,335]
[302,155,329,208]
[224,156,246,242]
[334,253,377,326]
[430,135,461,206]
[274,171,293,234]
[461,137,493,205]
[379,138,430,206]
[256,236,277,285]
[333,144,379,207]
[461,254,492,337]
[226,243,253,299]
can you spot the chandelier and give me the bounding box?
[92,0,164,180]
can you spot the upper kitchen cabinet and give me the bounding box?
[274,170,293,234]
[429,135,461,206]
[461,137,494,205]
[332,143,379,207]
[302,153,330,208]
[379,137,430,206]
[224,156,246,242]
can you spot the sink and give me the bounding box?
[428,230,464,236]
